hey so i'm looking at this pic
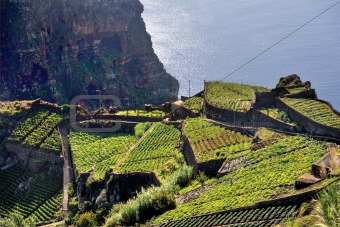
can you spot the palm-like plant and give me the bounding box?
[315,184,340,227]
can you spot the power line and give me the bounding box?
[220,1,340,81]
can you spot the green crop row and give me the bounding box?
[154,135,326,223]
[115,109,165,117]
[69,132,138,179]
[183,97,203,113]
[286,86,309,95]
[184,118,252,162]
[40,129,62,155]
[205,81,269,111]
[280,97,340,129]
[22,112,63,148]
[28,191,63,223]
[159,205,297,227]
[8,110,50,143]
[0,165,62,220]
[117,123,183,175]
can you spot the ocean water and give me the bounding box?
[140,0,340,110]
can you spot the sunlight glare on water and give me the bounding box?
[140,0,340,110]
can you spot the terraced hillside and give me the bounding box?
[280,97,340,129]
[184,118,252,162]
[69,132,138,180]
[7,110,63,155]
[0,165,62,220]
[154,135,327,223]
[183,97,203,113]
[114,109,165,117]
[160,205,298,227]
[117,123,184,176]
[205,81,269,111]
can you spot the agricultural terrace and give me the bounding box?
[286,86,310,95]
[114,109,165,117]
[183,97,203,113]
[0,101,31,116]
[7,110,63,152]
[155,135,327,223]
[205,81,269,111]
[160,205,297,227]
[0,165,62,220]
[184,118,252,162]
[117,123,183,177]
[69,132,138,180]
[280,98,340,129]
[258,108,295,125]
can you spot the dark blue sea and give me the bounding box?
[140,0,340,110]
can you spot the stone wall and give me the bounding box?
[6,143,64,172]
[252,92,278,108]
[77,171,160,204]
[204,97,298,133]
[76,114,163,123]
[276,99,340,139]
[285,89,317,99]
[182,136,198,176]
[197,159,225,177]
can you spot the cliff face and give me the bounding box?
[0,0,179,107]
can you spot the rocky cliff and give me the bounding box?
[0,0,179,107]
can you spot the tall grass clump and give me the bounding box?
[104,165,193,226]
[134,122,151,138]
[314,184,340,227]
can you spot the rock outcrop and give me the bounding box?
[0,0,179,107]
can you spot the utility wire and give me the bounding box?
[220,1,340,81]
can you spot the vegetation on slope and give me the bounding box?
[117,123,184,178]
[7,110,63,154]
[205,81,269,111]
[114,109,165,118]
[0,165,62,220]
[104,166,193,226]
[184,118,252,162]
[154,136,326,223]
[183,97,203,113]
[69,132,138,180]
[280,97,340,129]
[159,205,298,227]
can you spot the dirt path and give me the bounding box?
[114,124,155,173]
[59,125,72,220]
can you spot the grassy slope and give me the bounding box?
[184,118,252,162]
[206,81,269,111]
[280,97,340,129]
[154,136,326,223]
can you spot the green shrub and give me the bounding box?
[120,202,138,225]
[315,184,340,226]
[79,201,93,214]
[75,212,98,227]
[197,171,209,186]
[104,166,193,226]
[152,189,176,214]
[134,122,151,138]
[0,212,35,227]
[61,104,70,114]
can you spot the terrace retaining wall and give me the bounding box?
[182,136,198,176]
[76,114,163,122]
[204,98,298,133]
[198,159,226,177]
[76,171,160,204]
[252,92,278,108]
[6,143,64,172]
[285,89,317,99]
[276,99,340,139]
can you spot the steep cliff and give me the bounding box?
[0,0,179,107]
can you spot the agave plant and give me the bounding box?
[315,184,340,227]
